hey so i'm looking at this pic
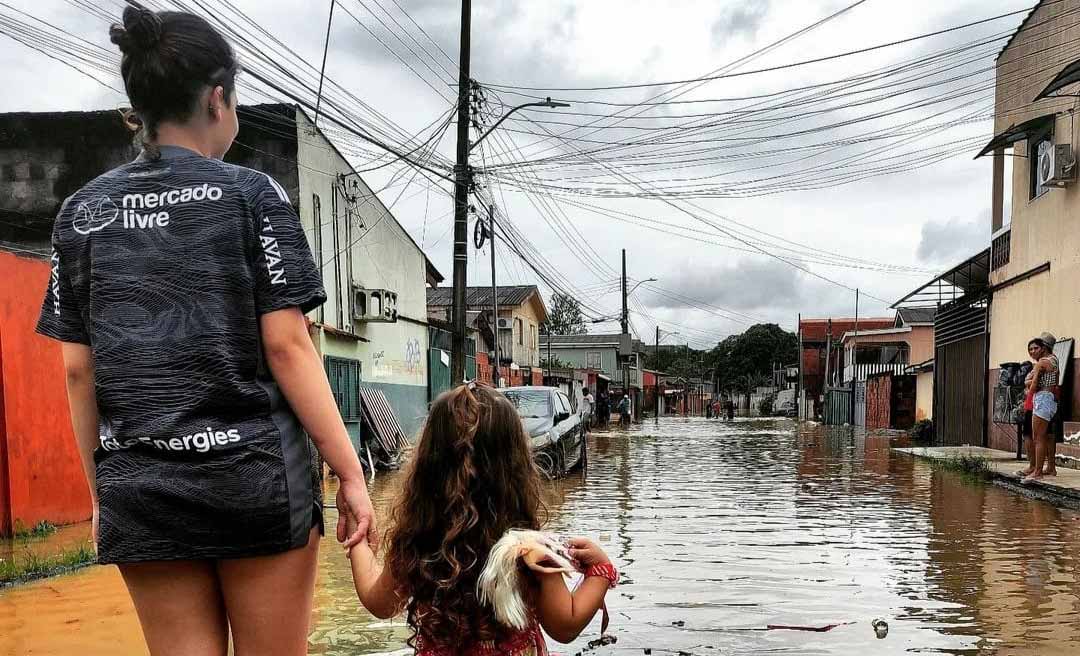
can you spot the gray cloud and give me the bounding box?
[711,1,771,43]
[644,257,803,312]
[916,213,988,264]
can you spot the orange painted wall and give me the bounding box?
[0,250,92,535]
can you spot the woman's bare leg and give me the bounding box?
[1027,416,1050,481]
[216,528,321,656]
[1021,434,1037,476]
[119,560,229,656]
[1045,434,1058,475]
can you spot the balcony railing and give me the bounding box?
[991,227,1011,271]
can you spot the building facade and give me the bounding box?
[799,317,895,419]
[426,285,548,370]
[839,309,935,383]
[982,0,1080,450]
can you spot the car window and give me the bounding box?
[503,390,552,419]
[558,393,574,414]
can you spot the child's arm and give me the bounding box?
[348,540,405,619]
[535,538,613,644]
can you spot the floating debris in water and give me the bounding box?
[575,633,617,654]
[872,618,889,639]
[766,622,852,632]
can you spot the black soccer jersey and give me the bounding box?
[36,145,327,562]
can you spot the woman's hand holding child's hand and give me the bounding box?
[567,537,609,568]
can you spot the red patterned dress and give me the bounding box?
[414,621,548,656]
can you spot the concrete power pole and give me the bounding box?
[450,0,472,385]
[621,249,630,414]
[489,204,500,388]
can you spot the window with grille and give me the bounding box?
[324,356,361,421]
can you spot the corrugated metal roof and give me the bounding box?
[426,285,539,308]
[897,307,937,325]
[542,333,624,345]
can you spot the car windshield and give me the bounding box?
[502,390,552,419]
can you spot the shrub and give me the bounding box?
[910,419,934,442]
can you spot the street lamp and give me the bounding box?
[469,97,571,153]
[627,277,658,297]
[451,96,571,384]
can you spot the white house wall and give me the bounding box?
[294,109,430,436]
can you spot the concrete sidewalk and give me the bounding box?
[894,445,1080,508]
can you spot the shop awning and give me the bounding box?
[974,114,1056,158]
[893,248,990,309]
[1035,59,1080,101]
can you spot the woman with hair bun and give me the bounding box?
[36,2,375,654]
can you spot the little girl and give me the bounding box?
[347,383,616,654]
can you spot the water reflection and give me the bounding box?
[2,418,1080,655]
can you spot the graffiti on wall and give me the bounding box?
[370,340,425,381]
[405,338,422,374]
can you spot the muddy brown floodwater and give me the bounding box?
[3,417,1080,655]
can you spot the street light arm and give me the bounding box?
[470,98,570,152]
[627,277,658,296]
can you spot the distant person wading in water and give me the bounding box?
[37,4,375,654]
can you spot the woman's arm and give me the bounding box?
[1027,360,1045,394]
[260,307,376,548]
[61,343,100,541]
[348,541,404,619]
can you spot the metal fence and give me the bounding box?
[824,386,853,426]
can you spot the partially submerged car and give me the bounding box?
[501,386,585,478]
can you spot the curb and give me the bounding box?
[894,449,1080,511]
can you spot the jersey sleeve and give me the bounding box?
[36,208,90,345]
[246,172,327,315]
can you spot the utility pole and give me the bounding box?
[546,323,552,371]
[449,0,472,385]
[620,248,629,410]
[851,289,859,425]
[489,204,500,388]
[824,318,832,393]
[655,325,660,424]
[621,249,628,335]
[797,313,803,420]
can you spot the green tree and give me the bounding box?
[543,293,587,335]
[710,324,797,394]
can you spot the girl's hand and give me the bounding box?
[337,477,378,551]
[567,537,610,568]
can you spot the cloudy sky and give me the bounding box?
[2,0,1036,348]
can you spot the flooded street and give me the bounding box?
[4,417,1080,655]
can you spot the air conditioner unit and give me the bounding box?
[497,318,512,330]
[1037,142,1076,188]
[352,287,398,323]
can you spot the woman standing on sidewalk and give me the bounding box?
[1022,333,1060,483]
[35,4,375,655]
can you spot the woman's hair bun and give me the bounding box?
[109,3,163,55]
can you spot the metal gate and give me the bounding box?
[933,297,989,446]
[824,386,852,425]
[854,381,867,427]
